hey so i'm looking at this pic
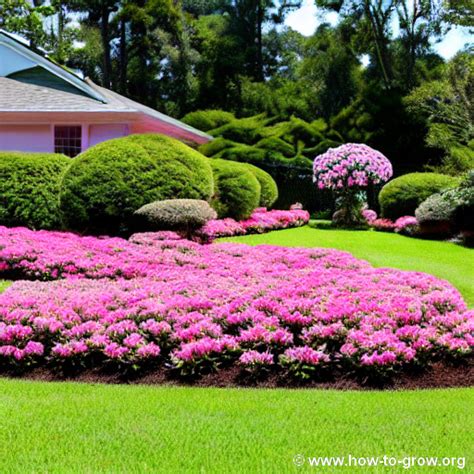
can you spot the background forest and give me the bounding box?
[1,0,472,208]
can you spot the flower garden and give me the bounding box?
[0,134,472,473]
[0,223,472,384]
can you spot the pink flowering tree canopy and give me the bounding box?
[313,143,393,227]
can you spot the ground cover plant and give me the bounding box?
[223,226,474,308]
[0,226,472,382]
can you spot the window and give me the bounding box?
[54,126,82,157]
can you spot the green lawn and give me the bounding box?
[0,280,11,293]
[221,224,474,307]
[0,379,471,473]
[0,227,472,473]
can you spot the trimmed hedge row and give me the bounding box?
[0,134,278,233]
[0,152,70,229]
[60,134,214,233]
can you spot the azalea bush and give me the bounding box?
[313,143,393,227]
[0,226,472,382]
[194,208,310,242]
[370,216,419,236]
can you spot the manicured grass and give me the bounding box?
[221,224,474,307]
[0,280,11,293]
[0,379,471,473]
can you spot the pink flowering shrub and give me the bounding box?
[370,216,418,236]
[0,226,472,381]
[362,209,378,223]
[195,208,310,242]
[394,216,419,236]
[370,218,397,232]
[314,143,393,227]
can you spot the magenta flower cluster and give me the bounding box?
[370,216,418,235]
[0,226,472,380]
[195,207,310,241]
[313,143,393,190]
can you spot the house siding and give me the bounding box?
[0,123,131,154]
[0,125,51,152]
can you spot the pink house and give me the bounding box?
[0,30,211,157]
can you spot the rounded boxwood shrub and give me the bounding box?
[0,152,71,229]
[210,159,261,219]
[60,134,214,233]
[240,163,278,207]
[134,199,217,234]
[379,173,459,219]
[181,110,235,132]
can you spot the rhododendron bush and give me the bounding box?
[314,143,393,228]
[0,226,472,381]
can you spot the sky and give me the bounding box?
[284,0,473,59]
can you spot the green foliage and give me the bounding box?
[405,52,474,174]
[60,134,214,233]
[209,159,261,219]
[217,144,312,168]
[0,152,71,230]
[240,163,278,208]
[415,192,458,224]
[379,173,459,219]
[181,110,236,132]
[134,199,216,232]
[255,137,295,157]
[209,115,269,144]
[198,137,238,157]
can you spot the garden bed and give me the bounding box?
[5,358,473,390]
[0,225,472,388]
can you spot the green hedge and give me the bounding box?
[210,159,261,219]
[0,152,71,229]
[198,137,238,157]
[255,137,295,157]
[181,109,235,132]
[240,163,278,208]
[60,134,214,233]
[379,172,459,219]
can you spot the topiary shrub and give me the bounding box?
[240,163,278,207]
[181,110,235,132]
[134,199,216,235]
[60,134,214,233]
[379,173,459,219]
[209,159,261,219]
[198,137,238,157]
[209,115,268,144]
[255,137,295,157]
[0,152,71,229]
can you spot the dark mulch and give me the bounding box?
[2,358,473,390]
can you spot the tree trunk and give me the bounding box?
[256,1,264,81]
[100,7,112,89]
[119,19,127,94]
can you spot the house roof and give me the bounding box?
[0,30,212,143]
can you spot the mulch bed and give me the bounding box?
[3,358,473,390]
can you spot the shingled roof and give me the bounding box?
[0,29,212,143]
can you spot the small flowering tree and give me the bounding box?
[313,143,393,227]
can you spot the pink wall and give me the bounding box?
[0,123,131,154]
[89,123,129,147]
[0,125,52,152]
